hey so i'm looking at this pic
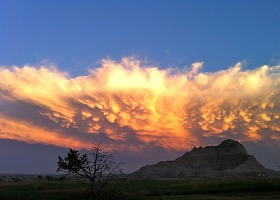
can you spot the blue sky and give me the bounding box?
[1,0,280,76]
[1,1,280,174]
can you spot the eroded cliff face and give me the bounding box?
[175,139,249,171]
[130,139,268,178]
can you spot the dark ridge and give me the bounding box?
[130,139,274,178]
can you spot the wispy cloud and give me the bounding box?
[1,58,280,151]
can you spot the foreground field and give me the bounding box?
[0,175,280,200]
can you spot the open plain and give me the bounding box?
[1,175,280,200]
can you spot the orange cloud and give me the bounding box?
[0,116,87,149]
[0,58,280,151]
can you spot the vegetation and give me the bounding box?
[0,177,280,200]
[2,141,279,199]
[57,143,122,197]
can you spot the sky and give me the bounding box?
[0,0,280,174]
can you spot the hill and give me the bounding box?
[130,139,276,178]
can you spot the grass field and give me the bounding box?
[0,175,280,200]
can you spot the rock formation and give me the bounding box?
[130,139,273,178]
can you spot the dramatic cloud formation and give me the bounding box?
[1,58,280,152]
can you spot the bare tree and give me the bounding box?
[57,143,122,195]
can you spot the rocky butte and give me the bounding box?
[130,139,278,178]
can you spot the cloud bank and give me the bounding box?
[1,58,280,152]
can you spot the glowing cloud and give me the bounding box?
[0,58,280,151]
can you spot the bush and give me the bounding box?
[45,176,53,181]
[59,176,66,181]
[37,175,43,179]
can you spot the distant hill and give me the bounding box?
[130,139,278,178]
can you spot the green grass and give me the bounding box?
[111,178,280,199]
[0,177,280,200]
[0,181,85,200]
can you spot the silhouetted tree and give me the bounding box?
[57,143,122,195]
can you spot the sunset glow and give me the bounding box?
[1,58,280,151]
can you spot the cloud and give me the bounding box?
[1,58,280,151]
